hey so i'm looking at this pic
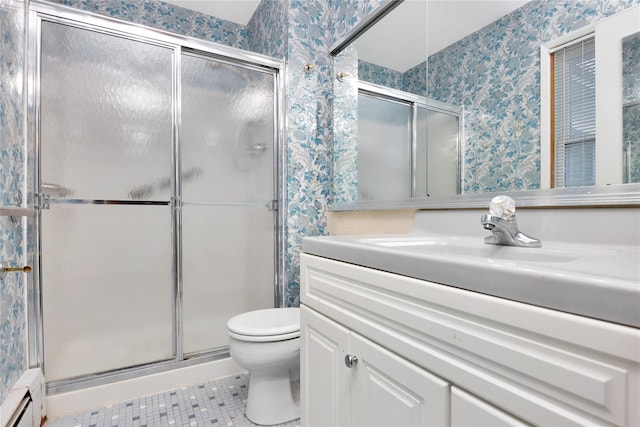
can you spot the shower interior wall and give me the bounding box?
[0,0,383,401]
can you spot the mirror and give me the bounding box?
[331,0,640,209]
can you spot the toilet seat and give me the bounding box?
[227,307,300,342]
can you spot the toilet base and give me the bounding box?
[245,366,300,425]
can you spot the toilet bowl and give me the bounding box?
[227,307,300,425]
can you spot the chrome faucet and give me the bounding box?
[481,196,541,248]
[481,215,541,247]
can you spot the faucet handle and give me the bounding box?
[489,195,516,219]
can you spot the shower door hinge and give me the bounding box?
[268,200,279,211]
[171,196,182,210]
[34,193,50,210]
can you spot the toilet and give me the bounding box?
[227,307,300,425]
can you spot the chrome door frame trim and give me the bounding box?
[358,81,427,107]
[172,44,183,362]
[46,349,230,395]
[27,0,286,394]
[44,199,171,206]
[275,61,287,308]
[27,2,43,370]
[411,103,418,197]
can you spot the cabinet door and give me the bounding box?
[300,305,351,426]
[350,333,450,426]
[451,386,530,426]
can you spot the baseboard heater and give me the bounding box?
[0,369,46,427]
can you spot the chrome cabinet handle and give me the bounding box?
[345,354,358,368]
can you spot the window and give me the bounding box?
[551,36,596,188]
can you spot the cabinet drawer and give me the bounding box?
[301,253,640,426]
[451,386,529,427]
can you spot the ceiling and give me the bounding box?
[162,0,531,72]
[427,1,530,56]
[355,0,427,72]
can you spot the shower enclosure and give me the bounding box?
[27,3,284,392]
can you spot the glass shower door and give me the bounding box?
[39,22,175,381]
[180,53,276,354]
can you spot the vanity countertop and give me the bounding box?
[302,209,640,328]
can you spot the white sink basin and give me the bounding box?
[302,232,640,327]
[359,236,581,263]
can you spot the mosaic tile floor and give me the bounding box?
[45,374,300,427]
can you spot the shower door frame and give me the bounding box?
[26,1,287,394]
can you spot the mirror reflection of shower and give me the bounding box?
[128,167,203,200]
[357,82,461,201]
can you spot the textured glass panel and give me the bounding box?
[427,109,459,196]
[40,22,173,201]
[358,94,411,200]
[41,205,173,381]
[182,206,274,354]
[181,54,275,203]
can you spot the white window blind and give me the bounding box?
[553,36,596,188]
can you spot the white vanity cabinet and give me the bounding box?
[301,305,450,426]
[300,253,640,426]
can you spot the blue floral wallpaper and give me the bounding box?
[403,61,427,97]
[282,0,385,305]
[428,0,640,193]
[244,0,287,58]
[624,34,640,183]
[359,60,403,91]
[283,0,334,306]
[332,45,359,204]
[0,0,27,403]
[358,59,427,97]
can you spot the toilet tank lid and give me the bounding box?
[227,307,300,336]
